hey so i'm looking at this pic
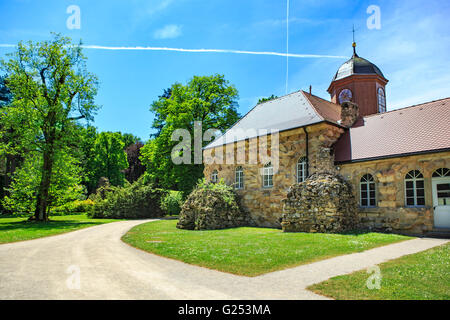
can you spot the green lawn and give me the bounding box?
[122,220,411,277]
[309,243,450,300]
[0,214,121,244]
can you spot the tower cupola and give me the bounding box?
[328,43,388,117]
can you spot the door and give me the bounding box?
[432,177,450,228]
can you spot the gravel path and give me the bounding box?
[0,219,447,300]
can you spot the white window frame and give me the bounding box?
[211,170,218,183]
[404,170,425,207]
[432,168,450,178]
[296,157,307,183]
[377,87,386,113]
[263,162,273,188]
[235,166,244,189]
[360,174,376,207]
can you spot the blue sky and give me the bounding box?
[1,0,449,141]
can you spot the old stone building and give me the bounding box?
[203,44,450,236]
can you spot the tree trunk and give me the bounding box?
[33,148,54,221]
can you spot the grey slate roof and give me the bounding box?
[204,90,340,149]
[332,53,386,82]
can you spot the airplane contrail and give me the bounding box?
[0,43,346,59]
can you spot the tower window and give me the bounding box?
[405,170,425,206]
[378,87,386,113]
[360,174,376,207]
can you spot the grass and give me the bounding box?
[0,214,122,244]
[309,243,450,300]
[122,220,411,277]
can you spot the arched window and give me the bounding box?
[377,87,386,113]
[360,174,376,207]
[296,157,307,183]
[263,162,273,188]
[405,170,425,206]
[235,166,244,189]
[432,168,450,177]
[211,170,218,183]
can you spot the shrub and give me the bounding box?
[177,179,253,230]
[88,178,167,219]
[160,191,183,216]
[52,199,95,215]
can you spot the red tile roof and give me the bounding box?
[302,91,342,124]
[334,97,450,162]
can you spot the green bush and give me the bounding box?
[160,191,183,216]
[88,178,167,219]
[52,199,95,215]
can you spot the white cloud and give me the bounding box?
[153,24,182,39]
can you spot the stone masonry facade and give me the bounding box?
[203,124,450,235]
[339,152,450,235]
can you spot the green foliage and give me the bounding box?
[88,178,167,219]
[92,131,128,187]
[160,190,183,216]
[140,74,240,195]
[51,199,95,215]
[76,125,98,194]
[0,33,99,220]
[257,94,278,104]
[2,150,85,214]
[120,132,141,148]
[194,179,235,206]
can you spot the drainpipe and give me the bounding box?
[303,127,309,177]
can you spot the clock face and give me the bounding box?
[339,89,353,104]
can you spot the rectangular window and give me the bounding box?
[263,166,273,188]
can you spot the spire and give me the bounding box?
[352,24,358,57]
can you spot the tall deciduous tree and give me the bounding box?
[0,34,99,221]
[92,131,128,187]
[140,74,240,194]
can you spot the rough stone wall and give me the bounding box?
[281,172,358,233]
[177,187,253,230]
[203,123,343,228]
[339,151,450,235]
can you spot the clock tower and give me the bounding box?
[327,42,388,117]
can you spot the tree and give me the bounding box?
[258,94,278,104]
[76,125,98,194]
[140,74,240,194]
[124,141,146,183]
[92,132,128,187]
[0,75,20,213]
[0,34,99,221]
[3,149,84,214]
[120,132,141,149]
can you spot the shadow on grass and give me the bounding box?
[0,218,104,233]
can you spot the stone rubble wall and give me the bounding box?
[281,172,358,233]
[176,186,253,230]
